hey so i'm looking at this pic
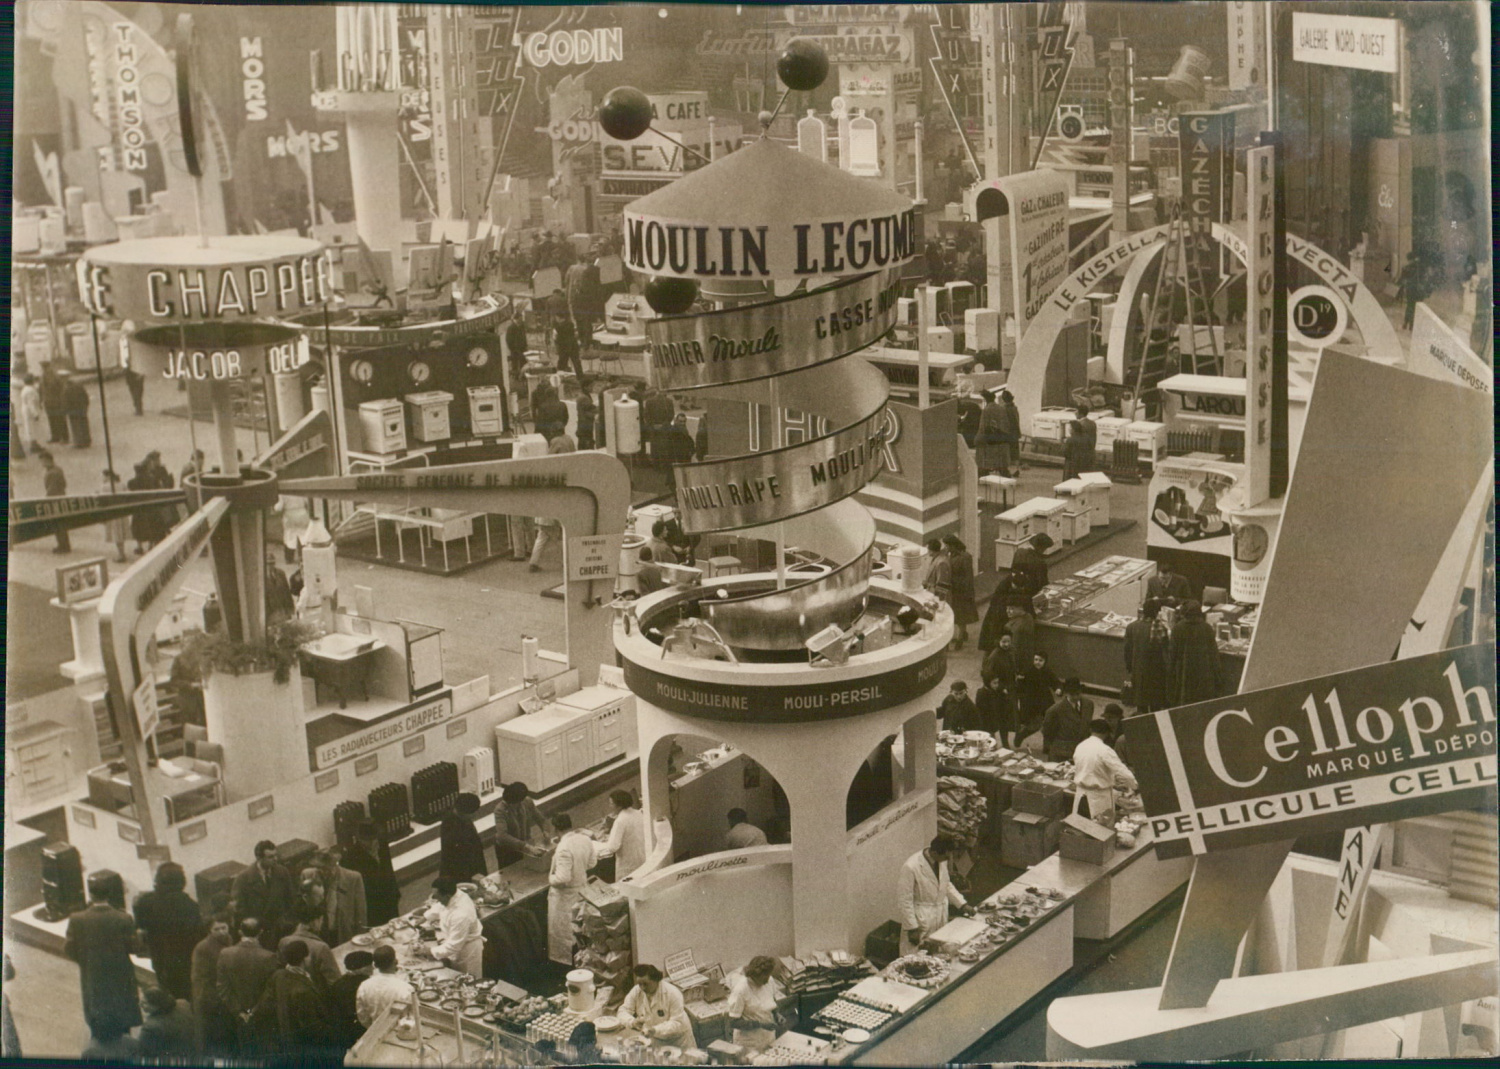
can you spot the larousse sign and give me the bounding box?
[1126,644,1496,859]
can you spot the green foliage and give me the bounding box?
[175,618,323,686]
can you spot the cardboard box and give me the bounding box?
[1059,813,1117,865]
[1000,809,1061,868]
[1012,780,1068,819]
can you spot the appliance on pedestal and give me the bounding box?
[358,400,407,454]
[40,841,86,921]
[467,386,504,436]
[406,391,455,443]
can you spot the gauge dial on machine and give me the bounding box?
[408,360,432,384]
[350,359,375,383]
[466,346,490,368]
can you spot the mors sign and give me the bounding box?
[1126,644,1496,859]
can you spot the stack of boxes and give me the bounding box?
[572,882,633,1005]
[999,780,1068,868]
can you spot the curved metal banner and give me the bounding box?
[9,490,188,544]
[646,269,900,391]
[673,358,890,534]
[701,497,877,650]
[78,235,330,322]
[277,297,510,349]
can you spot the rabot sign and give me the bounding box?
[1125,644,1496,859]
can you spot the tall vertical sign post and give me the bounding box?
[1107,39,1134,243]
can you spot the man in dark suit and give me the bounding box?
[1123,598,1171,712]
[1042,678,1093,761]
[439,794,489,884]
[191,910,235,1055]
[314,849,367,949]
[66,874,143,1043]
[253,940,337,1059]
[1148,562,1193,604]
[1009,534,1052,612]
[132,861,204,1000]
[231,840,296,947]
[340,822,401,927]
[136,985,199,1062]
[217,919,279,1051]
[328,951,374,1048]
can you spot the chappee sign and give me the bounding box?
[1125,644,1496,859]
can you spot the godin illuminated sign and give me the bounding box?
[521,27,623,68]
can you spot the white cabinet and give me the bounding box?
[493,689,637,793]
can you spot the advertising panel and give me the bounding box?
[1408,303,1491,395]
[1178,111,1235,288]
[970,169,1070,335]
[1242,145,1276,506]
[1147,456,1245,557]
[646,269,900,391]
[1125,644,1496,858]
[1227,1,1263,89]
[1291,12,1400,73]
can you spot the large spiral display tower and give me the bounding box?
[603,44,955,961]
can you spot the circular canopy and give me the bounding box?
[79,235,329,323]
[622,137,916,281]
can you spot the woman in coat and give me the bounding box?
[1062,405,1097,479]
[1169,600,1226,704]
[943,536,978,649]
[973,392,1008,476]
[132,863,205,1001]
[341,822,401,926]
[1016,651,1060,741]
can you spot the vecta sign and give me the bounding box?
[1125,644,1496,859]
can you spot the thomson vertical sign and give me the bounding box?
[1125,644,1496,859]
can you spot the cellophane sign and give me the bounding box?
[1125,644,1496,859]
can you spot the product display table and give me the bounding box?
[300,633,387,708]
[828,827,1187,1066]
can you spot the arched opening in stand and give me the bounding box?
[846,715,926,831]
[654,733,789,863]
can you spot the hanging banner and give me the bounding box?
[258,409,335,479]
[1126,643,1497,859]
[967,169,1070,335]
[673,359,890,534]
[648,270,900,391]
[1178,111,1235,288]
[1242,145,1276,507]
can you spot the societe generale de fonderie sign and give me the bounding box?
[1124,644,1496,859]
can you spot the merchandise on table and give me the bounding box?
[882,953,951,990]
[935,776,987,849]
[776,951,875,997]
[812,996,895,1031]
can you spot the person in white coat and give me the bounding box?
[897,836,971,955]
[421,878,484,977]
[617,964,694,1046]
[547,814,597,964]
[597,790,648,883]
[1072,718,1138,827]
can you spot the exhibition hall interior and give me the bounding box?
[3,1,1494,1065]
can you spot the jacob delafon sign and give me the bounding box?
[1125,644,1496,859]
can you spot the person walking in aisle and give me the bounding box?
[40,362,68,444]
[943,535,978,649]
[62,372,92,447]
[1017,651,1060,744]
[1042,678,1092,761]
[981,631,1021,746]
[340,822,401,927]
[18,374,43,454]
[1169,600,1226,704]
[40,450,71,553]
[1123,598,1171,712]
[553,315,584,379]
[191,910,236,1056]
[136,985,200,1062]
[217,919,278,1052]
[1062,404,1096,479]
[133,862,205,1001]
[65,873,143,1045]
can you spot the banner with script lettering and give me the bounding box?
[10,489,186,544]
[646,269,899,391]
[1125,644,1496,859]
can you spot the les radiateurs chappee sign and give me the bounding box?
[1125,644,1496,859]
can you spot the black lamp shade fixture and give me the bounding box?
[644,276,698,315]
[777,39,830,92]
[598,86,653,141]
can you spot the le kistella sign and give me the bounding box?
[1125,644,1496,859]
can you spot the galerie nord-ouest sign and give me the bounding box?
[1124,644,1496,859]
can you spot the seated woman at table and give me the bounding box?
[492,782,549,870]
[617,964,693,1047]
[726,956,786,1051]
